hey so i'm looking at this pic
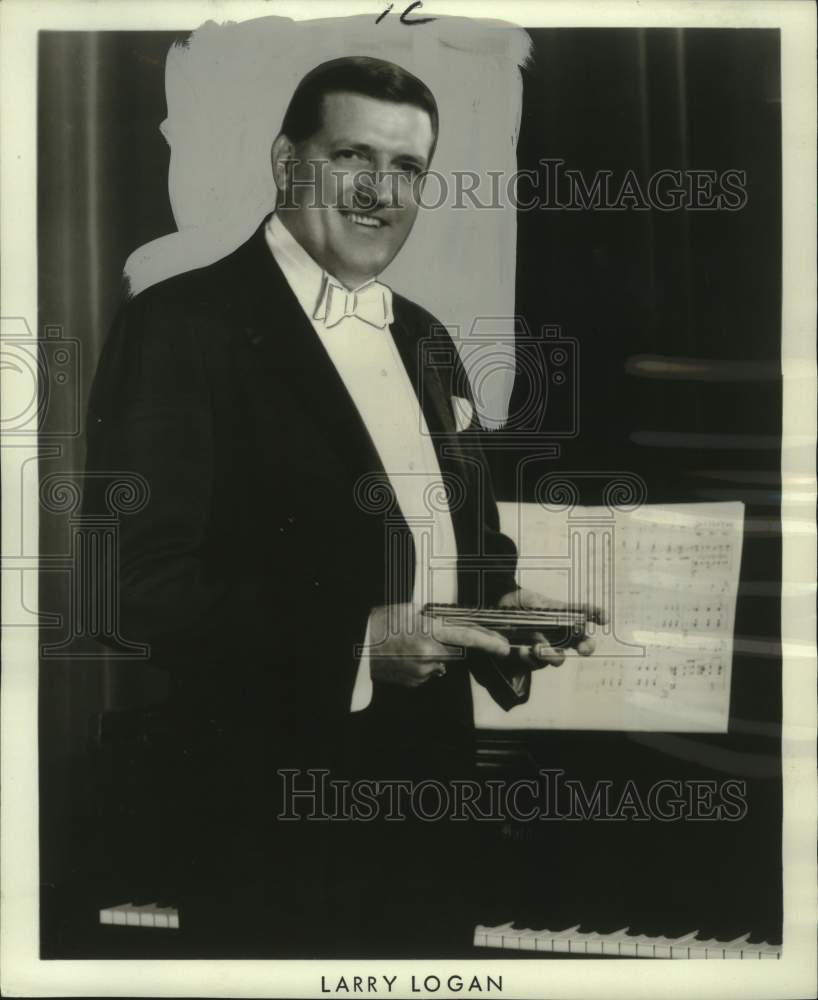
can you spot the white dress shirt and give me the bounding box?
[264,214,459,711]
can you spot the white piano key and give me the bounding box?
[99,907,114,925]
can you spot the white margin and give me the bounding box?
[1,1,815,997]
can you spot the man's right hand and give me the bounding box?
[367,603,510,688]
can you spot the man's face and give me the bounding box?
[278,91,434,288]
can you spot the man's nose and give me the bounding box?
[352,170,398,211]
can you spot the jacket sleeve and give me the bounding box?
[84,290,274,660]
[83,287,369,709]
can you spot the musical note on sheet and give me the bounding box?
[470,502,745,732]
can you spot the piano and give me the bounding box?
[100,902,179,929]
[88,682,783,963]
[98,903,780,958]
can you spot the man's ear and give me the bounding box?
[271,133,295,193]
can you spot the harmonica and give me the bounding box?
[421,603,587,648]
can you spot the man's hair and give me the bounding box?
[280,56,439,161]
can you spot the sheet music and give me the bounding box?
[470,502,745,732]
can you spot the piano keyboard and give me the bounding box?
[474,923,781,959]
[99,906,779,959]
[99,902,179,929]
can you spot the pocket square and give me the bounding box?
[451,395,474,432]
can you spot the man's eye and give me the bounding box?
[334,149,366,162]
[396,162,423,178]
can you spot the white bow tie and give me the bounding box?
[313,276,394,330]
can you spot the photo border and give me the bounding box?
[2,1,815,997]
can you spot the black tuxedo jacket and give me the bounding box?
[84,215,519,762]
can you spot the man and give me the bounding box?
[85,56,600,957]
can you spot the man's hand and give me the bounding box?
[496,588,607,669]
[368,603,510,688]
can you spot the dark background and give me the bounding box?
[38,28,782,956]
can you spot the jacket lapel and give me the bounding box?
[389,310,456,437]
[389,306,473,483]
[388,307,481,582]
[227,218,388,488]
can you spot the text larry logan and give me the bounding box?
[321,974,503,994]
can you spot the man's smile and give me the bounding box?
[339,209,388,230]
